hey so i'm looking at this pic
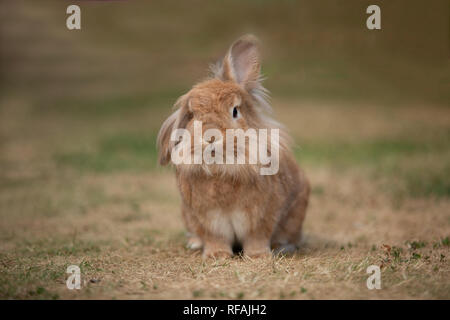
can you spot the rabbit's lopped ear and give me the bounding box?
[157,95,191,165]
[221,34,261,91]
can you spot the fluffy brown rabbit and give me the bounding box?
[157,35,310,259]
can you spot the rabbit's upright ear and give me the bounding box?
[221,34,261,91]
[157,95,191,165]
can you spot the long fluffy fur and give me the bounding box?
[157,35,310,259]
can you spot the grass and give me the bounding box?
[55,133,450,200]
[401,165,450,198]
[55,133,159,173]
[1,98,448,299]
[0,0,449,300]
[34,90,183,118]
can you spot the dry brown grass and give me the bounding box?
[0,0,449,300]
[1,98,449,300]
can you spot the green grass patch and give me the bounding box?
[55,133,159,172]
[0,261,64,299]
[384,161,450,200]
[401,165,450,198]
[295,137,450,199]
[295,139,444,167]
[56,133,450,200]
[34,90,183,117]
[18,238,102,258]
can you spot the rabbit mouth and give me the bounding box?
[169,122,281,176]
[175,161,262,182]
[172,143,278,177]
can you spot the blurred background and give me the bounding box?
[0,0,449,299]
[2,0,449,103]
[1,1,449,171]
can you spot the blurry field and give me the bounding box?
[0,0,449,299]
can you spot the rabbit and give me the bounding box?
[157,34,310,259]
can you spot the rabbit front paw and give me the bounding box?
[202,240,232,260]
[186,235,203,250]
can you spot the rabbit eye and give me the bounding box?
[232,106,239,119]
